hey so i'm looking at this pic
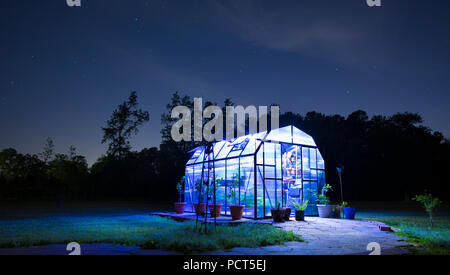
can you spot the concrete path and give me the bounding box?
[208,217,412,255]
[0,217,412,255]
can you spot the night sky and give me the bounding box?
[1,0,449,165]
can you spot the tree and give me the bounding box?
[413,192,441,228]
[102,91,150,158]
[40,138,54,163]
[68,145,77,160]
[48,147,89,200]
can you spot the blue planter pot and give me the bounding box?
[343,207,356,219]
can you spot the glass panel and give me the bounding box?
[213,141,226,158]
[225,158,239,209]
[264,166,276,179]
[302,147,311,180]
[263,179,276,216]
[256,165,264,218]
[185,166,195,212]
[310,148,317,169]
[266,126,292,143]
[194,149,205,163]
[292,126,317,146]
[255,131,267,140]
[187,147,203,164]
[317,150,325,169]
[264,143,276,165]
[264,179,282,216]
[242,138,261,155]
[216,142,233,159]
[275,143,282,179]
[192,164,203,204]
[213,160,227,214]
[230,135,248,145]
[310,169,318,181]
[256,144,264,164]
[227,149,243,158]
[240,157,255,218]
[304,181,318,215]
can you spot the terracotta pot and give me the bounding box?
[283,208,292,221]
[194,203,206,216]
[229,205,244,220]
[174,202,186,214]
[271,208,285,222]
[208,203,223,218]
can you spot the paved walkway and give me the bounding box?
[208,217,412,255]
[0,217,412,255]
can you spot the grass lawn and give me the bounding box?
[0,214,303,253]
[355,202,450,255]
[359,216,450,255]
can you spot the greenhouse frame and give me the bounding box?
[184,125,326,219]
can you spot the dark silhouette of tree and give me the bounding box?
[48,147,89,201]
[39,138,54,164]
[280,110,450,202]
[102,91,150,158]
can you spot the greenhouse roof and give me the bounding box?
[186,125,317,164]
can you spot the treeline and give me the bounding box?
[0,92,449,202]
[280,110,450,201]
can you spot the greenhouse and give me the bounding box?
[184,125,326,219]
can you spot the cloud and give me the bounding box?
[208,0,382,67]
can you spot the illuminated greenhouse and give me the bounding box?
[184,125,326,219]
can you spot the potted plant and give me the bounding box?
[227,173,244,220]
[342,201,357,219]
[283,206,292,221]
[174,177,186,214]
[331,204,341,219]
[271,202,285,222]
[316,184,333,218]
[292,199,308,221]
[194,179,206,216]
[207,177,223,218]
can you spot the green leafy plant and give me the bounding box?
[207,177,223,202]
[413,192,442,228]
[275,202,281,210]
[194,179,206,203]
[292,200,308,211]
[308,184,333,205]
[176,176,185,202]
[226,173,240,205]
[317,194,330,205]
[306,184,333,205]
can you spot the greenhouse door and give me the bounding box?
[256,142,283,217]
[281,144,303,213]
